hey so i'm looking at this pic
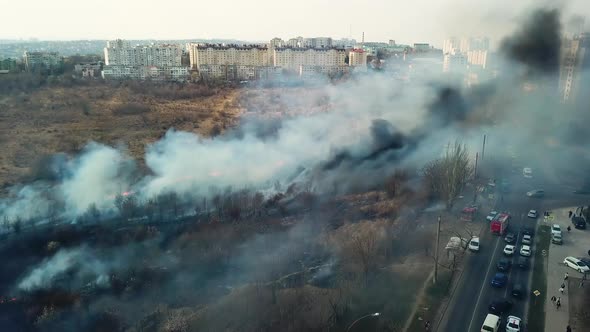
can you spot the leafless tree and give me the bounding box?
[423,141,474,210]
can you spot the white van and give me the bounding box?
[481,314,501,332]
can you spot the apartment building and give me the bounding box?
[273,47,347,72]
[102,39,188,81]
[23,51,63,73]
[348,49,367,71]
[466,50,488,68]
[559,34,590,103]
[443,52,467,73]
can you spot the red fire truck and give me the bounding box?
[490,212,510,235]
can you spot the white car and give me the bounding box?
[520,245,531,257]
[486,211,498,222]
[469,237,480,252]
[506,315,522,332]
[527,210,537,218]
[551,224,562,236]
[522,234,532,245]
[504,244,516,256]
[564,256,590,273]
[523,167,533,178]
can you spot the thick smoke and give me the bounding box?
[501,8,562,75]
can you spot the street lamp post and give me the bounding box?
[346,312,380,332]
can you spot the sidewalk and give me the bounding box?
[543,208,573,332]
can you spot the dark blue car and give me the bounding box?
[491,273,507,287]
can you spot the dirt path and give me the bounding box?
[401,269,435,332]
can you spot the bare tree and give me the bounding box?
[423,141,474,210]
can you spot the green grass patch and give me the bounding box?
[407,270,453,332]
[527,224,550,332]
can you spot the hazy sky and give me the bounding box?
[2,0,588,47]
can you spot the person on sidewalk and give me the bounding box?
[569,210,573,218]
[567,225,571,232]
[567,325,572,332]
[551,295,557,304]
[559,286,565,294]
[556,298,561,309]
[565,272,569,281]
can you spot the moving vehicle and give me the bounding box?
[520,245,531,257]
[497,258,512,272]
[461,206,478,221]
[506,316,522,332]
[522,234,532,245]
[504,232,516,244]
[481,313,501,332]
[526,189,544,198]
[491,273,508,287]
[552,233,563,245]
[469,237,480,252]
[551,224,562,236]
[504,245,516,256]
[517,256,528,269]
[511,283,524,298]
[491,213,510,235]
[523,167,532,178]
[564,256,590,273]
[521,227,535,237]
[486,210,498,222]
[488,299,513,315]
[572,216,586,229]
[527,210,537,218]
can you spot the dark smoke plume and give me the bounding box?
[500,8,562,75]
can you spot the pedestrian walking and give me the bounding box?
[567,325,572,332]
[567,225,571,232]
[565,272,569,281]
[424,320,431,331]
[557,298,561,309]
[569,210,573,218]
[551,295,557,304]
[580,280,584,288]
[559,286,564,294]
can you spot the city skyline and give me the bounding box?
[3,0,589,47]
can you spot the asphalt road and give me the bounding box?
[441,166,589,332]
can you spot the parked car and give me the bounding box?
[526,189,544,198]
[506,315,522,332]
[522,234,532,245]
[551,224,562,236]
[481,314,501,332]
[527,210,538,218]
[504,245,516,256]
[521,227,535,237]
[488,299,513,315]
[491,273,508,287]
[552,233,563,245]
[511,283,524,298]
[517,256,528,269]
[520,245,531,257]
[469,237,480,252]
[505,232,516,244]
[523,167,533,178]
[572,216,586,229]
[497,258,512,272]
[564,256,590,273]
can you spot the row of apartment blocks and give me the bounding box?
[101,38,368,82]
[188,42,368,81]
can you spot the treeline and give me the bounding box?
[121,80,220,100]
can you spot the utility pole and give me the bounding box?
[434,215,441,284]
[474,152,479,180]
[482,134,487,161]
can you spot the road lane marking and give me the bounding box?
[467,233,501,332]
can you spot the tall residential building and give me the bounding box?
[443,52,467,73]
[466,50,488,68]
[23,51,63,73]
[559,33,590,103]
[349,49,367,71]
[102,40,187,81]
[443,38,459,54]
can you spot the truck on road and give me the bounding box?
[491,213,510,235]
